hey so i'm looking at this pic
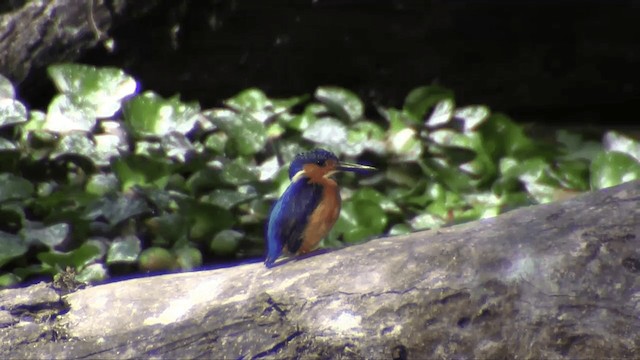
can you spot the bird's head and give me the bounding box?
[289,148,376,182]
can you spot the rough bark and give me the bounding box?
[0,0,161,84]
[1,180,639,359]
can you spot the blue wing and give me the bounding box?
[265,178,323,267]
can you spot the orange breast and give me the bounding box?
[299,179,341,254]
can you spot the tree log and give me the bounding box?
[1,180,639,359]
[0,0,161,84]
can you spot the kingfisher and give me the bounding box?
[265,148,376,267]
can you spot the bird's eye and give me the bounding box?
[316,160,325,166]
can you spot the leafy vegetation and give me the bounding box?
[0,64,639,287]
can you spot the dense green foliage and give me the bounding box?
[0,64,639,287]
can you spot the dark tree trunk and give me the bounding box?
[0,0,161,101]
[1,180,639,359]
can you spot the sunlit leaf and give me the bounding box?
[75,263,107,283]
[387,127,422,161]
[409,213,446,230]
[454,105,490,131]
[345,121,386,156]
[314,86,364,122]
[161,132,194,163]
[48,63,137,118]
[425,99,454,127]
[388,223,412,236]
[207,110,266,156]
[590,151,640,190]
[203,132,228,154]
[0,98,28,127]
[302,117,348,152]
[107,236,142,263]
[44,94,97,132]
[124,91,200,137]
[603,131,640,162]
[221,158,259,185]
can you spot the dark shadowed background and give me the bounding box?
[12,0,640,129]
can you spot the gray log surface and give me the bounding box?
[0,0,160,84]
[1,181,639,359]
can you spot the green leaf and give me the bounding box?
[420,158,474,193]
[302,118,348,152]
[146,214,189,244]
[138,247,176,271]
[221,158,258,185]
[351,187,400,213]
[0,174,34,202]
[548,160,589,191]
[333,199,387,244]
[113,155,173,191]
[44,94,97,132]
[207,110,266,156]
[224,88,277,122]
[175,247,203,270]
[203,132,228,153]
[47,63,137,118]
[556,130,602,161]
[86,173,119,196]
[20,223,69,248]
[202,189,256,210]
[590,151,640,190]
[389,223,412,236]
[123,91,200,137]
[0,231,28,268]
[478,113,537,160]
[83,194,150,226]
[210,230,242,256]
[388,127,422,161]
[0,74,15,99]
[51,132,97,163]
[0,99,28,127]
[345,121,386,156]
[454,105,490,131]
[425,99,454,127]
[75,263,107,283]
[161,132,194,163]
[409,213,446,230]
[603,131,640,161]
[179,199,235,241]
[0,273,19,287]
[285,103,323,131]
[403,85,454,122]
[107,236,142,264]
[37,242,102,270]
[314,86,364,122]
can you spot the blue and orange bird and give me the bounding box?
[265,149,376,267]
